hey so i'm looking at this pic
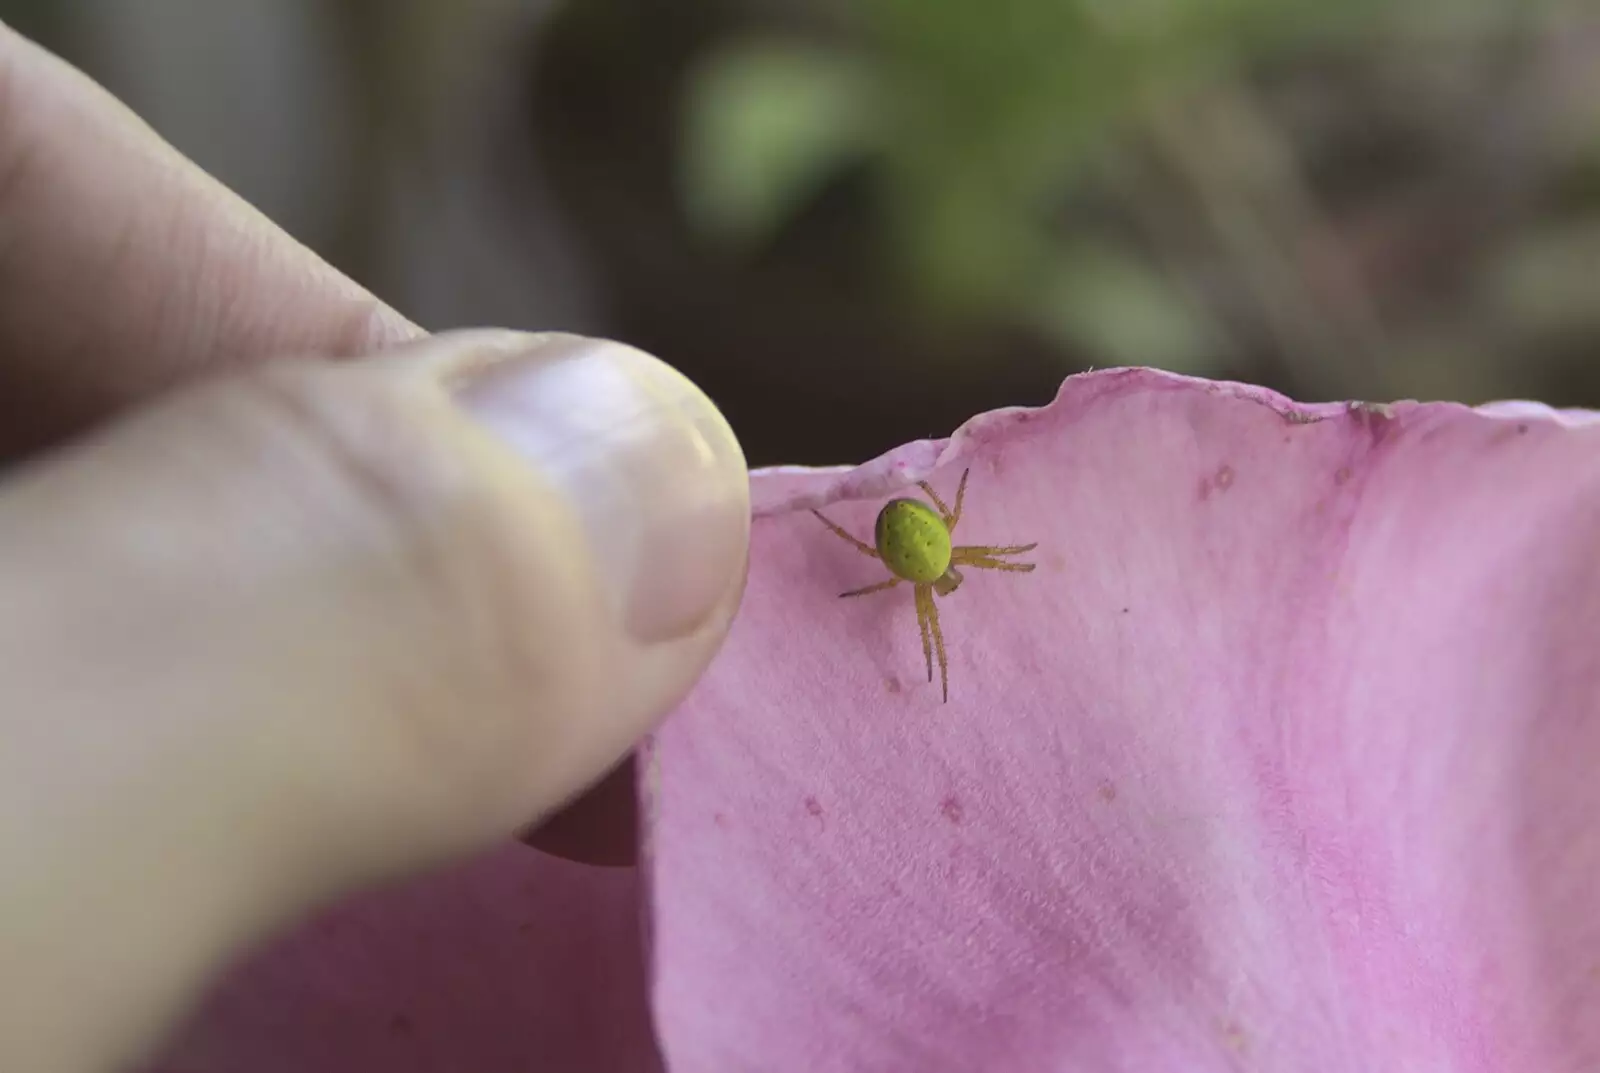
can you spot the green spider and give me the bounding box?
[811,468,1037,703]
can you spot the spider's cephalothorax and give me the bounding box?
[812,469,1037,702]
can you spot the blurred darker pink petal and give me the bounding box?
[155,369,1600,1072]
[145,848,661,1073]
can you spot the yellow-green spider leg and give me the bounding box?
[956,557,1036,572]
[953,542,1037,560]
[841,577,903,599]
[914,583,933,685]
[918,481,952,524]
[917,468,970,531]
[925,585,950,702]
[811,510,879,559]
[948,467,969,531]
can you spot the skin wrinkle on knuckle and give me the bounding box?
[0,34,173,445]
[212,235,408,365]
[236,363,575,743]
[101,172,272,390]
[0,22,421,460]
[316,296,422,359]
[243,363,496,645]
[164,213,235,371]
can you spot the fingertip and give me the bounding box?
[365,329,749,858]
[449,332,751,646]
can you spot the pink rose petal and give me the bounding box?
[145,846,660,1073]
[646,368,1600,1072]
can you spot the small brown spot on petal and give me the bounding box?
[1334,466,1352,485]
[1098,781,1118,802]
[940,795,964,824]
[1214,464,1234,490]
[885,676,902,694]
[1517,423,1529,435]
[713,811,729,828]
[1221,1019,1248,1051]
[804,796,824,818]
[390,1013,415,1036]
[1045,552,1066,573]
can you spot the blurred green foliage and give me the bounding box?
[683,41,877,248]
[682,0,1379,361]
[677,0,1599,407]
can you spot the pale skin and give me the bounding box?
[0,22,750,1073]
[812,469,1037,702]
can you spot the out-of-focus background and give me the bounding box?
[11,0,1599,465]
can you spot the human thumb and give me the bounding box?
[0,329,748,1073]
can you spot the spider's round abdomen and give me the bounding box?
[875,498,952,583]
